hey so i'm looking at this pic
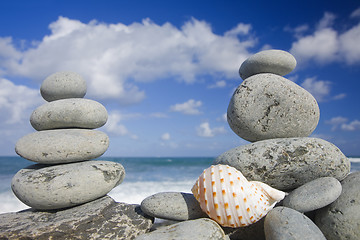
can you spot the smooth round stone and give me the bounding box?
[11,160,125,210]
[30,98,108,131]
[239,50,297,80]
[228,73,320,142]
[140,192,207,221]
[214,137,350,191]
[264,207,326,240]
[41,71,87,102]
[134,218,227,240]
[315,172,360,240]
[15,129,109,164]
[283,177,342,213]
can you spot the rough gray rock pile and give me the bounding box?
[0,72,153,239]
[135,50,357,240]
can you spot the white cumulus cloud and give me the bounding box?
[196,122,226,137]
[208,80,226,89]
[0,17,255,105]
[325,116,348,131]
[170,99,202,115]
[161,132,171,141]
[341,120,360,131]
[0,78,43,124]
[290,12,360,65]
[300,76,345,102]
[103,110,138,139]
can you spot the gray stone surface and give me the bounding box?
[224,217,265,240]
[15,129,109,164]
[140,192,207,221]
[283,177,342,212]
[134,218,227,240]
[30,98,108,131]
[11,160,125,210]
[40,71,87,102]
[214,137,350,191]
[0,196,153,240]
[315,172,360,240]
[264,207,326,240]
[228,73,319,142]
[239,50,297,80]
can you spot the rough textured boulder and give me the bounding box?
[214,137,350,190]
[0,196,153,240]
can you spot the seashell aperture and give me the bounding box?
[191,164,286,227]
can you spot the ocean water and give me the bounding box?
[0,156,359,214]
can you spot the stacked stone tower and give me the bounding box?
[12,71,125,210]
[215,49,350,191]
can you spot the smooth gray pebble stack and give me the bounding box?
[212,49,351,239]
[135,50,353,239]
[12,71,125,210]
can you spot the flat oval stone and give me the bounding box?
[214,137,350,191]
[134,218,227,240]
[15,129,109,164]
[30,98,108,131]
[239,50,296,80]
[264,207,326,240]
[41,71,87,102]
[140,192,207,221]
[228,73,320,142]
[11,160,125,210]
[283,177,342,212]
[315,172,360,240]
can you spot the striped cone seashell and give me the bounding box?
[192,164,286,227]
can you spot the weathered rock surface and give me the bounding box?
[11,161,125,210]
[15,129,109,164]
[227,73,319,142]
[0,195,153,240]
[140,192,207,221]
[283,177,342,212]
[264,207,326,240]
[214,137,350,190]
[40,71,87,102]
[134,218,227,240]
[30,98,108,131]
[315,172,360,240]
[239,50,297,80]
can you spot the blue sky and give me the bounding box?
[0,0,359,157]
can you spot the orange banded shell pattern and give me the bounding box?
[191,164,286,227]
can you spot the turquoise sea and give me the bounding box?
[0,156,359,214]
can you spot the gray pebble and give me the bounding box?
[140,192,207,221]
[30,98,108,131]
[264,207,326,240]
[239,50,297,80]
[315,172,360,240]
[228,73,319,142]
[15,129,109,164]
[41,71,87,101]
[283,177,342,212]
[214,137,350,191]
[11,161,125,210]
[134,218,227,240]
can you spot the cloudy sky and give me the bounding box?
[0,0,359,157]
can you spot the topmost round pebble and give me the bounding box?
[40,71,87,102]
[239,49,297,80]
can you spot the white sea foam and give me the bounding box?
[349,157,360,163]
[108,180,194,204]
[0,180,195,214]
[0,191,28,214]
